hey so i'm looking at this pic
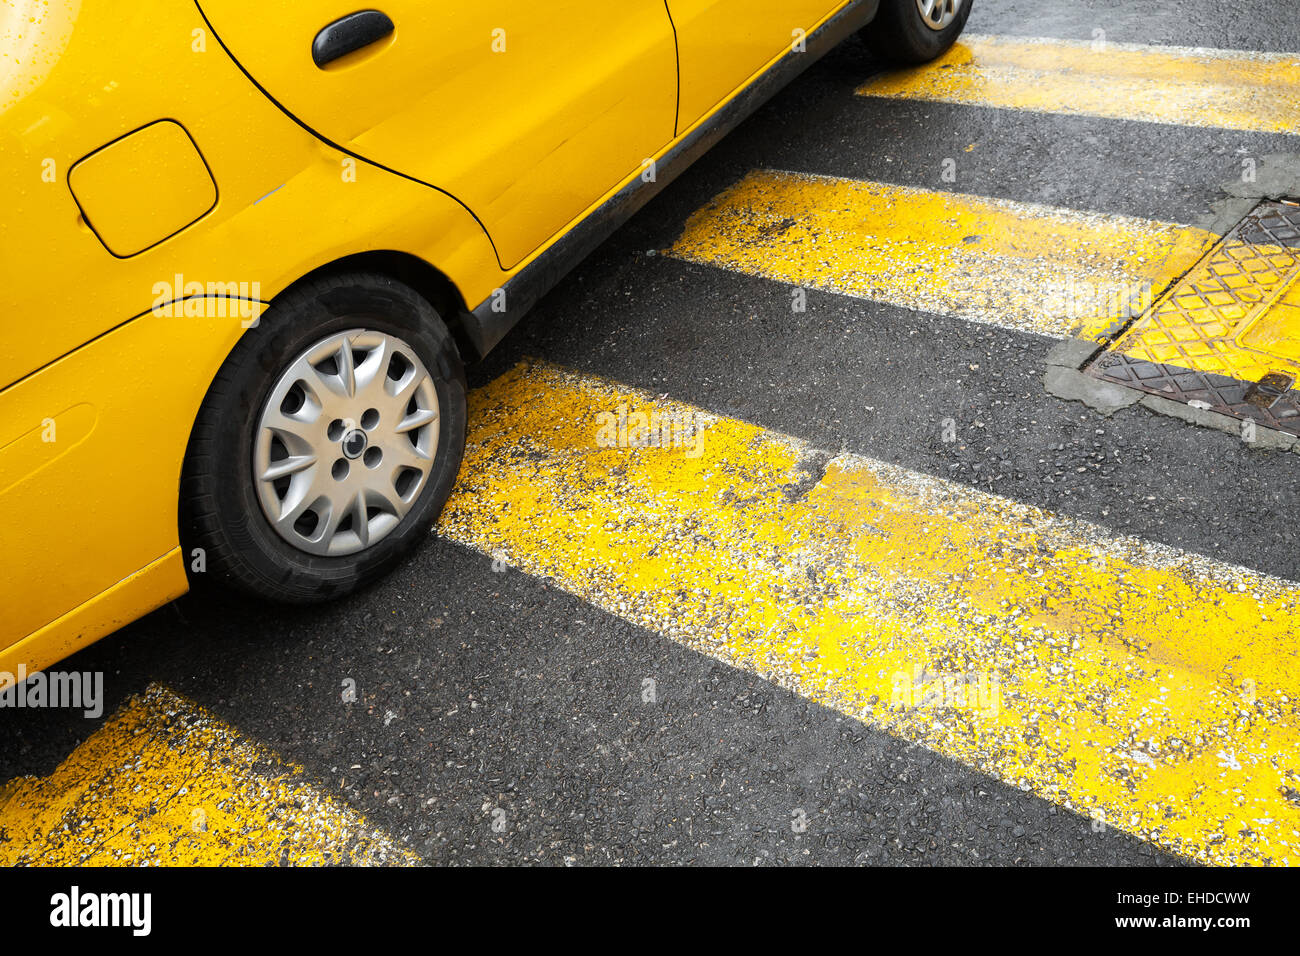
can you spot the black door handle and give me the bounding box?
[312,10,395,68]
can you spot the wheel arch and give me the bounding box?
[271,250,480,363]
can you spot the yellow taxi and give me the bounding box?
[0,0,970,678]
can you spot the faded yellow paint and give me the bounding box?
[439,361,1300,866]
[0,684,417,866]
[668,170,1212,339]
[858,35,1300,136]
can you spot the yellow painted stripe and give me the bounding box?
[667,170,1212,339]
[439,361,1300,866]
[858,35,1300,136]
[0,683,417,866]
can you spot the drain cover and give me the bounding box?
[1086,199,1300,434]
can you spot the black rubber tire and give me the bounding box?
[863,0,973,65]
[180,271,467,604]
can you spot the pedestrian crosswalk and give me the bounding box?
[857,34,1300,135]
[0,684,415,866]
[437,360,1300,866]
[3,29,1298,867]
[668,170,1213,339]
[431,34,1300,866]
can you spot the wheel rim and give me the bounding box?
[253,328,440,557]
[914,0,962,31]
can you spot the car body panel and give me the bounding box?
[466,0,880,356]
[196,0,679,269]
[668,0,845,130]
[0,0,505,392]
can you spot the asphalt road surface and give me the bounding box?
[4,0,1300,868]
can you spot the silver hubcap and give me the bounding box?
[253,328,440,557]
[915,0,961,30]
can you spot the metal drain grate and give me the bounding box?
[1087,200,1300,435]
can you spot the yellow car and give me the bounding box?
[0,0,970,678]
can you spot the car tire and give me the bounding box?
[863,0,973,65]
[180,271,467,604]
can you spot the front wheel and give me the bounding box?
[180,271,467,603]
[862,0,973,65]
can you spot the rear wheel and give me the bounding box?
[863,0,973,64]
[180,272,466,603]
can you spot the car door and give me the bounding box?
[196,1,679,269]
[667,0,844,132]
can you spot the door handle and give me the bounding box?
[312,10,395,68]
